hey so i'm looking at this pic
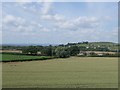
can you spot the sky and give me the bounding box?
[2,1,118,45]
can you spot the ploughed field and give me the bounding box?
[2,57,118,88]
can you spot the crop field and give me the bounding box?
[1,54,52,62]
[2,57,118,88]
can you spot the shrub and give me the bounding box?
[55,47,70,58]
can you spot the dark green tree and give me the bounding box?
[55,47,70,58]
[22,46,38,55]
[69,46,80,56]
[41,45,53,56]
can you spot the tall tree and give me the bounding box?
[22,46,38,55]
[69,46,80,56]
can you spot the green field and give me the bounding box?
[2,57,118,88]
[1,54,52,62]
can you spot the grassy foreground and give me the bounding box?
[2,57,118,88]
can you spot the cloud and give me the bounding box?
[13,1,53,16]
[2,13,53,34]
[41,14,53,20]
[41,14,65,21]
[75,16,99,28]
[2,2,117,44]
[53,16,100,30]
[11,2,100,31]
[3,15,16,24]
[41,2,53,14]
[84,0,119,2]
[2,0,119,2]
[2,14,100,35]
[3,14,39,32]
[15,0,37,2]
[3,14,26,25]
[40,12,100,31]
[2,3,110,33]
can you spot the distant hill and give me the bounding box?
[66,42,118,52]
[1,42,119,52]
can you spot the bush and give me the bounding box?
[55,47,70,58]
[22,46,38,55]
[69,46,80,56]
[58,50,70,58]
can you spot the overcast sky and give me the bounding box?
[2,1,118,44]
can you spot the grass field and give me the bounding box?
[2,57,118,88]
[1,54,52,62]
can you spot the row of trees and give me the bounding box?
[21,44,120,58]
[22,45,80,58]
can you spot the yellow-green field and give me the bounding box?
[2,57,118,88]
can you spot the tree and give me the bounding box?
[96,47,109,51]
[55,47,70,58]
[69,46,80,56]
[22,46,38,55]
[59,50,70,58]
[83,41,88,44]
[37,46,44,52]
[41,45,53,56]
[79,46,86,51]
